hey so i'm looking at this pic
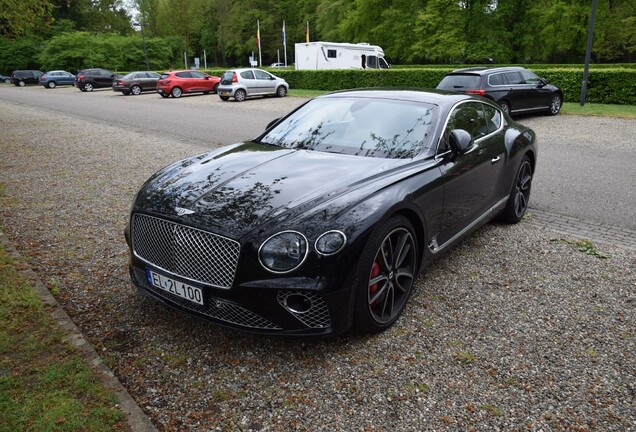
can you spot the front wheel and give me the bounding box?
[234,89,246,102]
[47,81,56,89]
[276,86,287,97]
[18,81,26,87]
[171,87,182,98]
[548,94,562,116]
[499,155,533,223]
[353,215,418,334]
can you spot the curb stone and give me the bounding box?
[0,229,158,432]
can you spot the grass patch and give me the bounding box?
[0,243,127,431]
[561,102,636,119]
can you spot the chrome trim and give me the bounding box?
[429,196,508,254]
[314,230,347,256]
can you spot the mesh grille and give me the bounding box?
[277,291,331,329]
[134,268,281,330]
[132,214,240,289]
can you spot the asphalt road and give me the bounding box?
[1,84,634,230]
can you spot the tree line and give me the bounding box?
[1,0,634,73]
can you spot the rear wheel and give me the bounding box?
[171,87,182,98]
[548,94,562,116]
[47,81,56,89]
[220,96,230,101]
[131,85,142,95]
[83,82,93,92]
[499,155,533,223]
[499,100,510,115]
[276,86,287,97]
[234,89,246,102]
[353,215,418,334]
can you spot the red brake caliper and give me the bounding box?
[369,262,381,309]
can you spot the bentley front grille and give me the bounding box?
[132,213,240,289]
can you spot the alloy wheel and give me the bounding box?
[513,160,532,218]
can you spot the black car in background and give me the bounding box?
[437,66,563,116]
[112,71,161,95]
[75,68,118,92]
[10,70,44,86]
[1,74,11,83]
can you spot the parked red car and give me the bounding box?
[156,70,221,98]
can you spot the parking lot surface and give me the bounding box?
[1,88,635,431]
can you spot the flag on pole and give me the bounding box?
[282,20,288,66]
[257,19,262,67]
[306,21,309,43]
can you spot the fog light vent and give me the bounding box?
[277,291,331,329]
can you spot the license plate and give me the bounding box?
[146,270,203,305]
[220,91,229,95]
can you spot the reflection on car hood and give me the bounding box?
[135,142,406,237]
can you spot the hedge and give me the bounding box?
[199,67,636,105]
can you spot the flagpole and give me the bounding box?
[282,20,287,67]
[306,21,309,43]
[257,19,262,67]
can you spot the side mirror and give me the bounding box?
[266,118,281,130]
[449,129,473,153]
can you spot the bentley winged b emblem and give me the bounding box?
[175,207,195,216]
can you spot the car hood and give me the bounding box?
[134,142,409,238]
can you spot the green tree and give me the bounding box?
[0,0,53,38]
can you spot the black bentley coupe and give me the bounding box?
[125,89,537,336]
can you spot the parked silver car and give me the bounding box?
[217,68,289,102]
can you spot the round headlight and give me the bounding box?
[315,230,347,256]
[259,231,308,273]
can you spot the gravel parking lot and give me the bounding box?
[1,98,634,431]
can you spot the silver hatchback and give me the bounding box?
[217,68,289,102]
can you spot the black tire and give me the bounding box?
[122,91,130,95]
[3,78,9,83]
[220,96,230,101]
[499,100,510,115]
[548,93,562,116]
[18,80,26,87]
[47,81,56,89]
[353,215,418,333]
[131,85,142,95]
[234,89,246,102]
[83,82,93,92]
[276,86,287,97]
[499,155,533,224]
[171,87,182,98]
[160,93,169,98]
[213,83,219,94]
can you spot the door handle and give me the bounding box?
[491,156,501,164]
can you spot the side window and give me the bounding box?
[254,70,271,80]
[149,72,160,79]
[367,56,378,68]
[481,103,502,134]
[102,70,112,77]
[176,72,191,78]
[488,73,505,86]
[191,71,205,79]
[520,70,541,85]
[504,72,524,85]
[327,49,337,58]
[240,71,255,80]
[439,102,488,153]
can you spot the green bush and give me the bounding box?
[261,67,636,105]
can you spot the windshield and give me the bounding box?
[259,97,436,159]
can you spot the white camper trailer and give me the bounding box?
[295,42,390,70]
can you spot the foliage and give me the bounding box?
[268,67,636,105]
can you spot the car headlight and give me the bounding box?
[315,230,347,256]
[259,231,308,273]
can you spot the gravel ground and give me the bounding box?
[1,100,634,431]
